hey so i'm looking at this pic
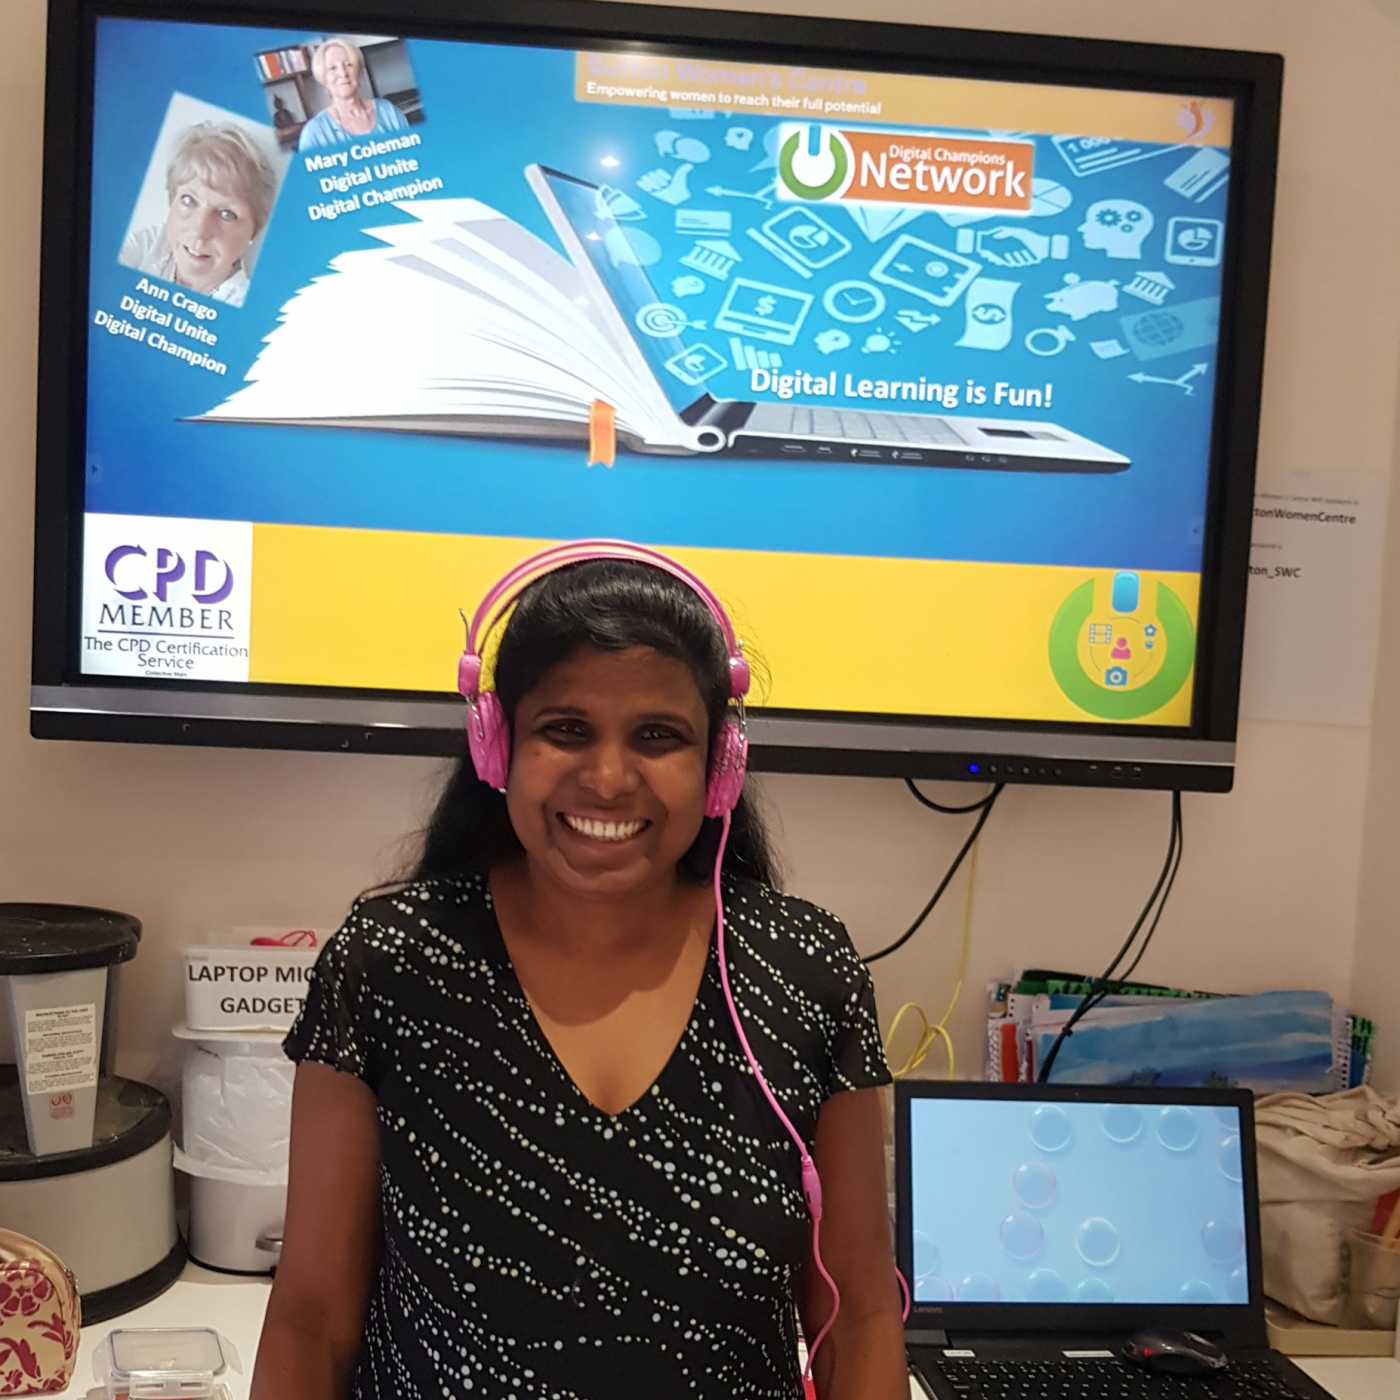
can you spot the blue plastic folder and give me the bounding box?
[1032,989,1343,1092]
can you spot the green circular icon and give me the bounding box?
[778,129,849,201]
[1048,580,1195,721]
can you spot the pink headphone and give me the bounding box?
[457,540,750,816]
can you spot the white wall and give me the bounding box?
[3,0,1399,1086]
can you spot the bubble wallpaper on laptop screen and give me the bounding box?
[908,1099,1248,1305]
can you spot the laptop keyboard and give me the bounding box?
[753,405,968,444]
[934,1357,1301,1400]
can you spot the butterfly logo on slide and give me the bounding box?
[1176,101,1216,141]
[777,125,854,202]
[1048,577,1196,721]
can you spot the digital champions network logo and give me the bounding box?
[776,122,1034,214]
[1177,101,1216,141]
[1047,573,1195,721]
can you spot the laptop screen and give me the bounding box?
[532,167,701,414]
[906,1094,1249,1307]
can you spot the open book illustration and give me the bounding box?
[202,170,1130,473]
[201,197,700,456]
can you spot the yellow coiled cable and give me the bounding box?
[883,837,981,1081]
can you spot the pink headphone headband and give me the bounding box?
[460,540,750,701]
[456,540,749,817]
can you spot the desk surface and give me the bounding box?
[54,1266,1400,1399]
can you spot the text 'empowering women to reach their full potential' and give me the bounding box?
[573,51,1236,148]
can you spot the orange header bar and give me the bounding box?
[574,52,1233,149]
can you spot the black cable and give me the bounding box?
[1037,793,1182,1081]
[904,778,1001,816]
[1119,800,1185,987]
[863,784,1004,966]
[1037,791,1183,1082]
[1035,805,1180,1084]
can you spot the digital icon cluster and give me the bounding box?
[590,109,1228,397]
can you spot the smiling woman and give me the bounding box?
[118,122,277,306]
[298,36,409,151]
[251,548,909,1400]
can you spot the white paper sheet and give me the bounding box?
[1238,468,1390,726]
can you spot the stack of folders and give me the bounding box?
[985,968,1377,1093]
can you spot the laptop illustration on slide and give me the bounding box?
[529,166,1131,474]
[896,1082,1336,1400]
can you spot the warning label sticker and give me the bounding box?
[23,1004,98,1095]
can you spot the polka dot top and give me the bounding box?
[284,872,890,1400]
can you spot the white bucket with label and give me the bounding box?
[0,905,141,1157]
[6,968,108,1155]
[183,931,322,1034]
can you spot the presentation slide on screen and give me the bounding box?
[79,20,1235,726]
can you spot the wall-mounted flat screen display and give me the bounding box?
[33,3,1282,786]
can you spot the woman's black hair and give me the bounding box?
[411,559,780,889]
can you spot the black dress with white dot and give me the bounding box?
[284,872,890,1400]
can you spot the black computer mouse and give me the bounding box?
[1123,1328,1228,1375]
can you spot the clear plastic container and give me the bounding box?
[94,1327,238,1399]
[1341,1230,1400,1330]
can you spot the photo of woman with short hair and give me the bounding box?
[298,37,409,150]
[119,120,277,307]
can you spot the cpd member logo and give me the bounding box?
[104,543,235,605]
[80,513,253,683]
[777,124,854,201]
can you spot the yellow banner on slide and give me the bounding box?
[248,524,1199,726]
[573,52,1233,148]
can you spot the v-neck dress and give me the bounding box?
[284,871,890,1400]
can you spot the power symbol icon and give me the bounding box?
[778,126,850,200]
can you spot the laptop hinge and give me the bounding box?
[905,1329,948,1346]
[681,395,754,433]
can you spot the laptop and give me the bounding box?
[895,1082,1336,1399]
[527,166,1131,475]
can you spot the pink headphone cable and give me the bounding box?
[712,812,913,1386]
[711,811,841,1382]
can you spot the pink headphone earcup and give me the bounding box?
[705,718,748,818]
[467,691,511,791]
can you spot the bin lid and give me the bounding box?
[0,904,140,974]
